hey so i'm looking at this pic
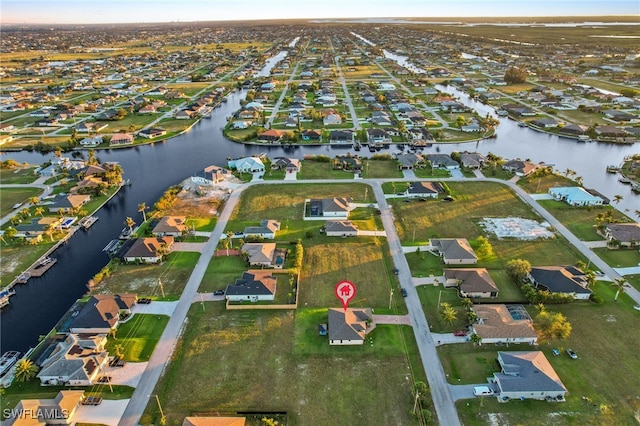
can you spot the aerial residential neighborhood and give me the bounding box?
[1,4,639,426]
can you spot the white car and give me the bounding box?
[473,386,494,396]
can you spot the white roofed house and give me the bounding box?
[228,156,265,173]
[549,187,604,206]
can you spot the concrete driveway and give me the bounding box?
[130,301,178,316]
[103,362,148,387]
[432,332,469,346]
[357,230,387,237]
[74,399,130,426]
[172,242,207,252]
[449,384,493,401]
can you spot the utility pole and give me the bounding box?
[155,395,166,424]
[157,278,165,299]
[413,391,420,414]
[388,289,393,310]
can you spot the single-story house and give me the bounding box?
[191,165,230,186]
[492,351,567,401]
[68,294,137,334]
[152,216,187,237]
[549,186,604,206]
[37,334,109,386]
[241,243,286,269]
[459,152,486,169]
[323,112,342,126]
[225,270,277,302]
[182,417,246,426]
[6,390,85,425]
[48,194,90,213]
[79,135,103,146]
[309,198,352,217]
[301,129,322,141]
[396,153,424,170]
[243,219,280,239]
[595,125,628,138]
[502,159,540,177]
[123,236,174,263]
[329,130,354,144]
[558,124,587,136]
[444,268,498,298]
[470,304,538,345]
[272,157,301,173]
[15,217,63,241]
[530,118,559,128]
[528,266,592,300]
[324,220,358,237]
[601,223,640,247]
[430,238,478,264]
[228,157,265,173]
[333,155,361,171]
[257,129,284,143]
[406,181,443,198]
[328,308,372,345]
[427,154,460,169]
[138,128,166,139]
[109,133,134,146]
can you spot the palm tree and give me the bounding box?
[14,359,39,382]
[225,231,234,256]
[439,302,458,324]
[125,217,136,234]
[29,196,39,206]
[611,278,626,301]
[44,223,56,242]
[34,207,45,217]
[138,202,147,223]
[87,149,98,165]
[575,176,583,186]
[613,194,623,205]
[635,210,640,220]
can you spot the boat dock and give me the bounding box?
[29,257,57,278]
[80,215,99,229]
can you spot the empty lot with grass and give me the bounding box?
[106,314,169,362]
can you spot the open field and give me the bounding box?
[0,167,38,184]
[105,314,169,362]
[297,161,355,180]
[448,281,640,425]
[0,241,57,283]
[199,253,254,293]
[362,159,403,178]
[0,187,42,216]
[593,247,640,268]
[537,200,629,241]
[144,304,425,426]
[230,183,374,221]
[91,252,200,298]
[517,174,576,194]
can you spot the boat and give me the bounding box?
[80,216,99,229]
[496,109,508,117]
[29,257,57,277]
[0,351,20,377]
[619,176,632,184]
[606,165,620,173]
[518,122,526,128]
[15,272,31,284]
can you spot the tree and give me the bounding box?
[34,207,45,217]
[114,344,125,358]
[475,236,494,258]
[635,210,640,220]
[454,115,467,129]
[611,278,626,301]
[461,297,473,309]
[138,202,148,223]
[469,333,482,345]
[29,196,40,206]
[439,302,458,324]
[504,66,527,84]
[87,149,98,165]
[613,194,623,205]
[505,259,531,282]
[534,307,572,340]
[125,217,136,234]
[4,227,17,240]
[14,359,39,382]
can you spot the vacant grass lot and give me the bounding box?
[593,247,640,268]
[297,161,354,179]
[362,159,403,178]
[106,314,169,362]
[144,304,423,426]
[413,168,451,178]
[0,187,42,216]
[91,252,200,298]
[199,252,258,293]
[449,282,640,425]
[517,174,575,194]
[0,242,56,284]
[0,167,38,184]
[230,183,374,221]
[537,200,628,241]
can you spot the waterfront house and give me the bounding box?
[152,216,187,237]
[301,129,322,141]
[37,334,109,386]
[191,165,229,186]
[366,128,391,145]
[271,157,301,173]
[138,128,166,138]
[549,186,604,206]
[459,152,486,169]
[48,194,90,213]
[491,351,567,401]
[328,308,372,345]
[68,294,137,334]
[257,129,284,143]
[329,130,354,144]
[502,159,540,177]
[396,153,424,170]
[601,223,640,247]
[470,304,538,345]
[6,391,85,425]
[427,154,460,169]
[430,238,478,264]
[225,270,277,302]
[228,156,265,173]
[444,268,498,298]
[109,133,134,146]
[333,154,361,171]
[123,236,174,263]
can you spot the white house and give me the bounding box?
[325,220,358,237]
[549,187,604,206]
[243,219,280,239]
[228,156,265,173]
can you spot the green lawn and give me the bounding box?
[186,217,216,232]
[537,200,629,241]
[0,187,42,216]
[413,168,451,178]
[199,254,251,293]
[449,281,640,426]
[106,314,170,362]
[92,252,201,297]
[2,380,134,420]
[297,161,354,179]
[144,304,426,425]
[0,241,57,284]
[517,173,576,194]
[362,159,403,178]
[0,167,38,184]
[593,247,640,268]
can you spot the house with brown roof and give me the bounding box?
[444,268,498,298]
[152,216,187,237]
[6,390,85,425]
[257,129,284,143]
[470,304,538,345]
[182,417,246,426]
[328,308,372,345]
[241,243,286,269]
[491,351,567,401]
[109,133,134,146]
[601,223,640,247]
[123,236,174,263]
[48,194,90,213]
[225,270,277,302]
[68,294,137,334]
[37,334,109,386]
[430,238,478,264]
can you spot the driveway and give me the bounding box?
[283,170,297,180]
[584,240,608,248]
[614,266,640,275]
[372,314,412,326]
[103,362,148,387]
[431,332,469,346]
[74,399,130,426]
[450,169,464,178]
[449,384,492,401]
[130,301,178,316]
[402,169,417,179]
[412,276,443,286]
[357,230,387,237]
[193,292,225,303]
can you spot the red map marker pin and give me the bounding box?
[335,280,356,311]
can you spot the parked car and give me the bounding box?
[453,330,467,337]
[214,289,225,296]
[566,349,578,359]
[394,268,399,275]
[82,397,102,406]
[137,298,152,304]
[400,288,408,297]
[473,386,494,396]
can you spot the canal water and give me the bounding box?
[1,52,638,354]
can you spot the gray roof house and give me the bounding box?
[324,220,358,237]
[427,154,460,169]
[328,308,372,345]
[528,266,592,300]
[243,219,280,239]
[492,351,567,401]
[602,223,640,247]
[444,268,498,298]
[396,153,424,170]
[406,181,444,198]
[459,152,486,169]
[309,197,352,218]
[430,238,478,264]
[68,294,137,334]
[225,270,277,302]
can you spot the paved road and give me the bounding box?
[0,175,55,226]
[118,186,247,426]
[329,38,361,130]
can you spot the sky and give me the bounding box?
[1,0,638,24]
